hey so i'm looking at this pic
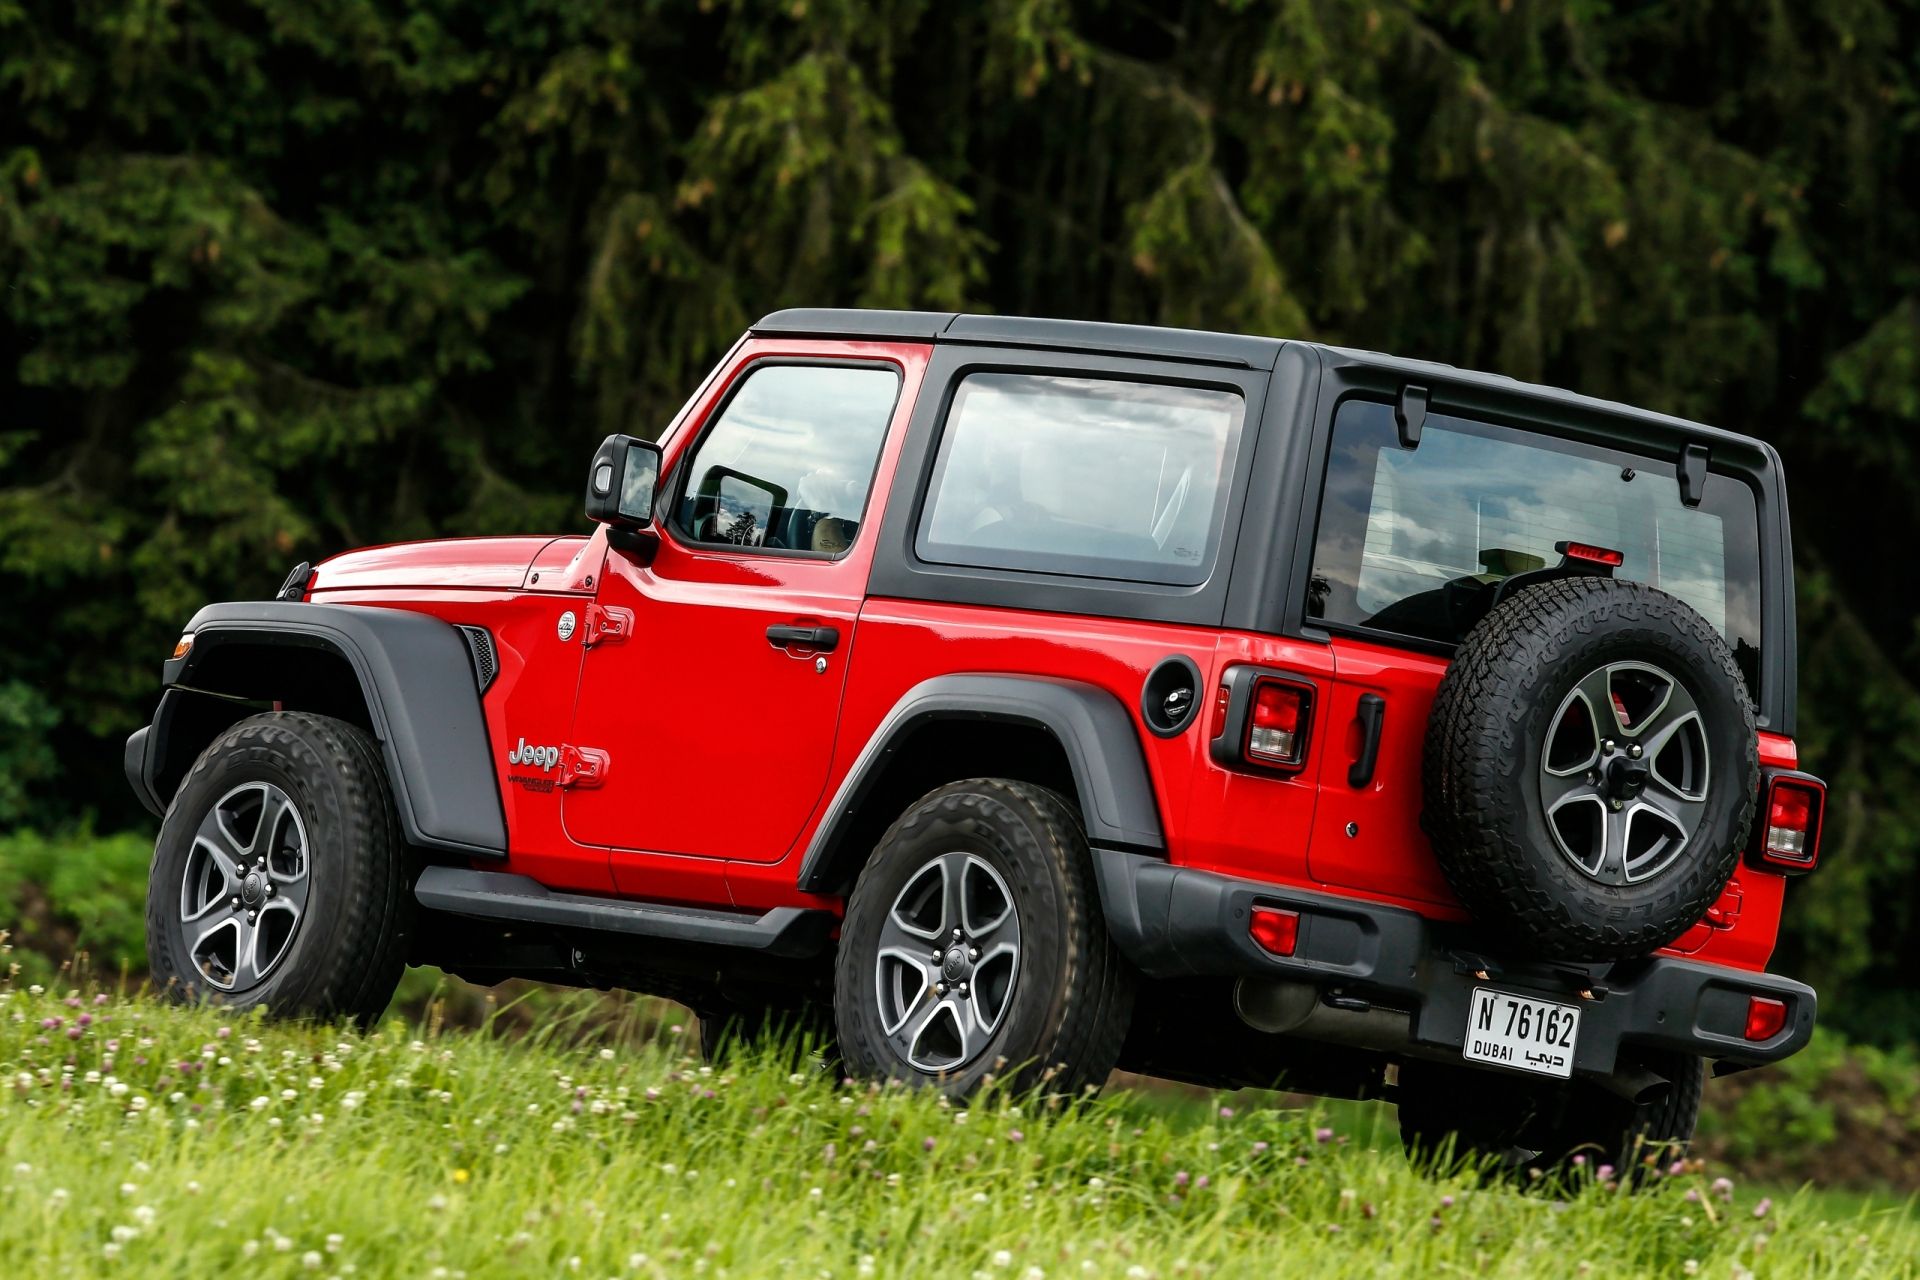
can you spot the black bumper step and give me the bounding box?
[414,867,835,959]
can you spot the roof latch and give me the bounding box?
[1395,384,1429,449]
[1677,441,1710,508]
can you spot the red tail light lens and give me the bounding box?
[1751,774,1825,873]
[1744,995,1788,1042]
[1247,679,1309,767]
[1249,907,1300,957]
[1766,787,1813,855]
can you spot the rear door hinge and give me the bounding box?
[583,603,633,648]
[557,745,610,789]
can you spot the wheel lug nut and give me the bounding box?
[968,947,979,959]
[1602,739,1617,754]
[935,982,946,994]
[952,928,962,940]
[1629,744,1643,759]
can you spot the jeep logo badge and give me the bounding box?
[507,737,561,771]
[556,610,577,642]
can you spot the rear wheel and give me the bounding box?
[1398,1051,1705,1179]
[146,712,412,1027]
[833,780,1133,1097]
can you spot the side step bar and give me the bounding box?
[414,867,835,959]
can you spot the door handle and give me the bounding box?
[1348,693,1386,788]
[766,624,840,653]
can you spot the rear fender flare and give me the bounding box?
[796,674,1165,894]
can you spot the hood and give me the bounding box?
[308,535,587,594]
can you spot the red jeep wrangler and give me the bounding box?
[126,309,1821,1167]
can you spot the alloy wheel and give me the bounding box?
[1538,661,1711,885]
[179,781,312,992]
[872,852,1022,1073]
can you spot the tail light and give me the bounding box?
[1209,667,1316,774]
[1744,995,1788,1042]
[1748,770,1826,875]
[1249,906,1300,957]
[1248,681,1307,764]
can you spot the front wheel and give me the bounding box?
[833,780,1133,1098]
[145,711,413,1026]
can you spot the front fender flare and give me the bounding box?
[138,601,505,859]
[796,674,1165,894]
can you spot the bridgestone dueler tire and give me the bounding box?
[834,780,1134,1098]
[1399,1049,1705,1180]
[1423,578,1758,960]
[146,712,413,1027]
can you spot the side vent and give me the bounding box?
[457,625,498,692]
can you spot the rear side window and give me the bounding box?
[1307,400,1763,690]
[917,373,1244,586]
[673,363,900,555]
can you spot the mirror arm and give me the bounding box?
[607,525,658,564]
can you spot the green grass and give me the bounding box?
[5,980,1919,1278]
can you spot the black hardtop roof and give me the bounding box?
[750,307,1767,457]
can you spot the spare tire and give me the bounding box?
[1423,577,1758,960]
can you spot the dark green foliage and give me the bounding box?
[3,2,1917,1035]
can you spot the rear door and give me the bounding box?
[1299,397,1767,903]
[563,341,928,896]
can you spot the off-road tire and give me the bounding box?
[1423,578,1758,960]
[146,711,412,1026]
[834,780,1134,1098]
[1399,1051,1705,1180]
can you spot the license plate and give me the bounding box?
[1462,987,1581,1078]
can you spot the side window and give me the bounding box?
[673,363,901,554]
[916,373,1244,586]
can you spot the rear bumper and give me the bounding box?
[1092,850,1815,1078]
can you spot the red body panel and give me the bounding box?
[565,339,930,901]
[302,335,1797,977]
[311,535,573,593]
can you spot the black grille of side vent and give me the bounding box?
[457,625,498,691]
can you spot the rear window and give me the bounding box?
[1307,400,1762,692]
[917,373,1244,586]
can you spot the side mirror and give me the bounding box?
[585,434,663,531]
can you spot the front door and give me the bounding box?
[563,348,921,894]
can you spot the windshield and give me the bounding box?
[1306,399,1763,697]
